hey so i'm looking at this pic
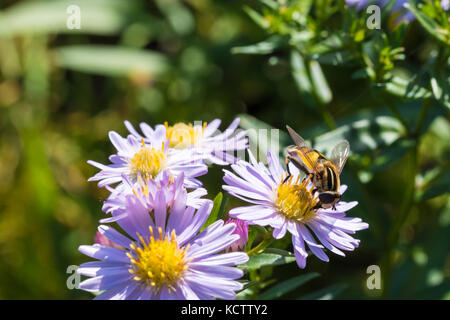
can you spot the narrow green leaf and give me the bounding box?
[309,60,332,104]
[298,283,348,300]
[243,6,269,29]
[245,227,258,251]
[0,0,148,36]
[383,76,433,100]
[238,253,296,271]
[404,3,448,45]
[263,248,294,257]
[311,50,354,66]
[290,50,312,95]
[232,36,284,55]
[201,192,223,232]
[260,273,320,299]
[52,45,169,78]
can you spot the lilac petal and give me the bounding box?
[273,222,287,239]
[292,235,307,269]
[98,225,132,248]
[79,272,132,292]
[189,264,244,280]
[177,281,200,300]
[78,244,129,263]
[195,252,249,266]
[93,282,137,300]
[77,262,127,277]
[177,201,212,246]
[298,225,329,262]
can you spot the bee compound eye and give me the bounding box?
[319,192,338,204]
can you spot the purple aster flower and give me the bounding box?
[222,150,368,269]
[124,118,248,166]
[442,0,449,11]
[224,218,249,252]
[77,190,249,299]
[88,122,208,191]
[101,172,208,224]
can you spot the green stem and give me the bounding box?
[381,96,430,298]
[246,237,274,256]
[414,98,431,137]
[386,102,410,135]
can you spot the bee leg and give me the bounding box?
[286,155,311,181]
[312,202,323,210]
[283,158,292,183]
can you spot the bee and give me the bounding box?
[284,125,350,210]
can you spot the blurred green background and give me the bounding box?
[0,0,448,299]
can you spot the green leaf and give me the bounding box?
[245,227,258,251]
[309,60,332,104]
[0,0,151,36]
[263,248,294,257]
[416,170,450,202]
[154,0,194,36]
[382,76,433,100]
[238,253,296,271]
[52,45,169,78]
[291,51,313,95]
[312,115,405,155]
[260,273,320,300]
[200,192,223,232]
[404,3,449,46]
[311,50,354,66]
[243,6,269,30]
[232,36,284,55]
[298,283,348,300]
[369,137,415,173]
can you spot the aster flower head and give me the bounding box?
[125,118,248,166]
[222,150,368,269]
[224,218,249,252]
[77,185,249,299]
[101,171,208,224]
[88,123,208,192]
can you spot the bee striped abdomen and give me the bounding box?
[325,166,338,192]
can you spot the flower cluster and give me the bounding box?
[78,120,369,300]
[78,119,249,300]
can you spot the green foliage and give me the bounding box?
[0,0,448,300]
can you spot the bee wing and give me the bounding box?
[330,140,350,174]
[286,125,308,148]
[286,125,317,172]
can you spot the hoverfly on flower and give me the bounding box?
[284,125,350,210]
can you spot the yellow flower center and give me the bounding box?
[130,140,166,180]
[275,175,319,223]
[128,227,189,291]
[165,122,206,149]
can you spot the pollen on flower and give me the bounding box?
[127,227,189,292]
[130,139,166,180]
[165,122,206,149]
[275,175,319,223]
